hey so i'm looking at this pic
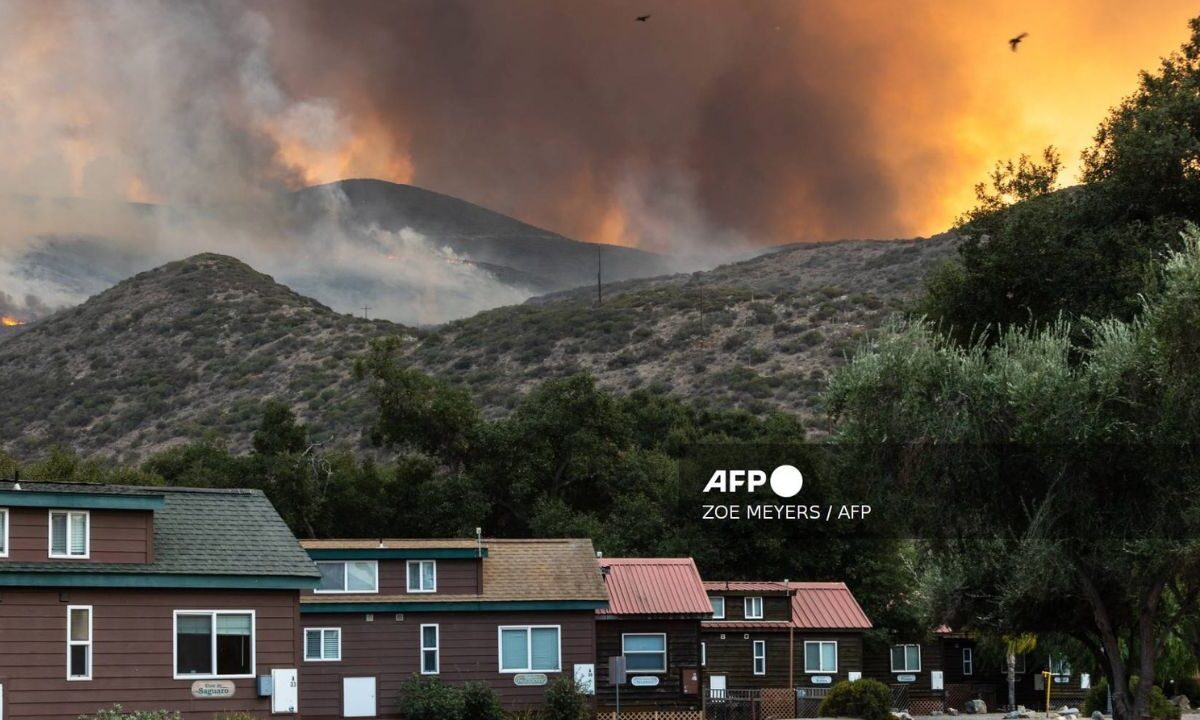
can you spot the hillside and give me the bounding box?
[408,233,957,428]
[0,254,404,461]
[0,234,956,460]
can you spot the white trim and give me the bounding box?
[172,610,256,679]
[313,561,379,594]
[621,633,668,674]
[420,624,440,675]
[890,644,922,673]
[304,627,342,662]
[744,596,763,620]
[67,605,93,681]
[48,509,89,559]
[710,596,725,619]
[406,560,437,593]
[962,647,973,676]
[752,640,766,676]
[701,641,706,667]
[497,625,562,673]
[804,640,838,673]
[0,508,8,557]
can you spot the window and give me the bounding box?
[407,560,437,593]
[891,644,921,672]
[623,634,667,673]
[710,596,725,619]
[0,507,8,557]
[1013,654,1027,674]
[744,596,763,620]
[49,510,89,558]
[67,605,92,680]
[1050,656,1071,675]
[753,640,766,675]
[421,624,439,674]
[304,628,341,662]
[498,626,561,672]
[962,647,974,676]
[804,641,837,673]
[174,611,255,679]
[315,561,378,594]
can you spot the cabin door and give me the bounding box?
[343,676,377,717]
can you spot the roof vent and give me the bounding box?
[12,468,19,491]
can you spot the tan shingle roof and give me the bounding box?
[301,538,483,550]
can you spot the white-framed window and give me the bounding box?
[744,596,763,619]
[407,560,437,593]
[710,596,725,619]
[421,624,439,674]
[1050,656,1071,676]
[891,644,921,672]
[752,640,766,675]
[315,561,378,594]
[67,605,92,680]
[623,633,667,673]
[701,641,707,667]
[0,507,8,557]
[173,610,255,679]
[304,627,341,662]
[498,625,561,672]
[962,647,974,676]
[49,510,89,558]
[1014,654,1027,674]
[804,640,837,673]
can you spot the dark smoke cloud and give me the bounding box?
[260,1,967,248]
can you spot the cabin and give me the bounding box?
[863,634,948,713]
[297,537,608,718]
[700,581,872,703]
[0,481,319,720]
[594,558,711,714]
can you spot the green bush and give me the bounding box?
[818,678,892,720]
[461,681,504,720]
[1083,678,1181,720]
[78,707,181,720]
[543,678,590,720]
[397,675,465,720]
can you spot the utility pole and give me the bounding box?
[361,305,371,320]
[597,245,603,305]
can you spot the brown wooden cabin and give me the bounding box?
[0,481,319,720]
[297,538,608,718]
[700,581,872,698]
[594,557,711,713]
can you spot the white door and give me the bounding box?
[1,681,5,720]
[709,674,727,699]
[343,677,377,718]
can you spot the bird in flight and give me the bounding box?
[636,14,651,22]
[1009,32,1028,51]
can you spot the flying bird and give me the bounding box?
[636,14,651,22]
[1009,32,1028,51]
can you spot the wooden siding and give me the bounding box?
[0,587,300,720]
[2,507,152,564]
[705,592,790,622]
[863,639,945,699]
[701,630,863,690]
[302,557,481,597]
[595,619,701,711]
[298,609,596,718]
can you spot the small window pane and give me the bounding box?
[347,562,376,592]
[423,649,438,673]
[69,644,89,677]
[711,597,725,618]
[217,614,251,636]
[305,630,322,659]
[177,615,213,675]
[69,513,87,554]
[906,645,920,669]
[70,608,90,641]
[318,562,345,591]
[822,643,837,670]
[0,510,7,552]
[627,653,664,671]
[422,562,435,589]
[530,628,559,671]
[501,629,528,670]
[51,513,68,555]
[324,630,340,660]
[423,626,438,647]
[805,643,820,670]
[216,616,252,676]
[624,635,665,652]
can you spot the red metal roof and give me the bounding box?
[702,580,790,593]
[598,558,713,617]
[789,582,872,629]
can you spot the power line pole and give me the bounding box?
[597,245,603,305]
[361,305,371,319]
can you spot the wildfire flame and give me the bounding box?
[1,316,26,327]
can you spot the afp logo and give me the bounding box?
[703,465,804,498]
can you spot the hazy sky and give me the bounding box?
[1,0,1197,254]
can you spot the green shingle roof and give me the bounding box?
[0,482,319,588]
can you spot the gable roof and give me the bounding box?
[701,579,872,630]
[302,538,609,610]
[598,558,712,617]
[0,482,318,588]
